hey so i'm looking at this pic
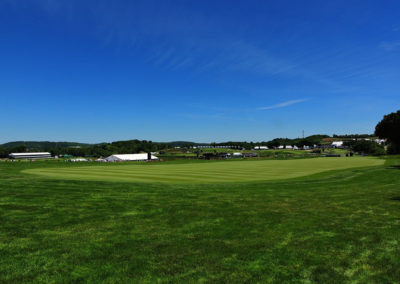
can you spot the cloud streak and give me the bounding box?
[380,41,400,51]
[258,99,308,110]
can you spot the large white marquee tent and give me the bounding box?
[104,153,159,162]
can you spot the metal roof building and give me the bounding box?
[9,152,52,159]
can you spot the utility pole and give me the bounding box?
[302,130,304,139]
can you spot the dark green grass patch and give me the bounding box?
[0,158,399,282]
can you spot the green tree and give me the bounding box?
[375,110,400,154]
[9,145,27,153]
[344,140,385,155]
[0,147,7,158]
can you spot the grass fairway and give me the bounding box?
[1,157,400,282]
[24,157,383,183]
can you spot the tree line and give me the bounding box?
[332,134,375,139]
[1,108,399,158]
[0,140,169,158]
[0,135,332,157]
[50,140,170,158]
[211,135,330,150]
[0,134,379,158]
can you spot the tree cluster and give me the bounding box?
[344,140,385,155]
[0,145,27,158]
[0,135,332,158]
[212,135,329,150]
[50,140,169,157]
[375,110,400,154]
[332,134,375,139]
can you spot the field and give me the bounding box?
[24,157,382,183]
[1,157,400,282]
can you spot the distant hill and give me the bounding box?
[0,141,92,151]
[0,140,207,150]
[161,141,210,147]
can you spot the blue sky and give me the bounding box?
[1,0,400,143]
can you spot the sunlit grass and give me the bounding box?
[0,157,399,282]
[23,157,383,183]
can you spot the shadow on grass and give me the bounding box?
[389,196,400,201]
[387,165,400,170]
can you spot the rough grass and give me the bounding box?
[0,157,399,282]
[23,157,383,183]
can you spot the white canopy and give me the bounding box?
[105,153,159,162]
[332,141,344,147]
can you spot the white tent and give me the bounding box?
[105,153,159,162]
[70,158,88,162]
[254,146,269,150]
[332,141,344,148]
[374,139,385,144]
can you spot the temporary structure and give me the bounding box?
[105,153,159,162]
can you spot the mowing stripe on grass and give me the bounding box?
[23,157,384,184]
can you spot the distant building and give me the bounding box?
[243,153,258,158]
[254,146,268,150]
[69,158,88,162]
[197,145,240,149]
[9,152,52,159]
[232,152,243,157]
[105,153,159,162]
[374,139,386,144]
[331,141,344,148]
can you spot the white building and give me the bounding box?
[254,146,269,150]
[69,158,88,162]
[105,153,159,162]
[332,141,344,148]
[374,139,386,144]
[9,152,52,159]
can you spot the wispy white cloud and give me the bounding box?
[18,1,387,93]
[205,40,297,76]
[258,99,309,110]
[380,41,400,51]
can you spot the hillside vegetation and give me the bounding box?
[0,134,379,158]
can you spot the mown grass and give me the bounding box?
[0,157,399,282]
[24,157,383,183]
[325,148,349,155]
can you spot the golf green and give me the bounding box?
[24,157,384,183]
